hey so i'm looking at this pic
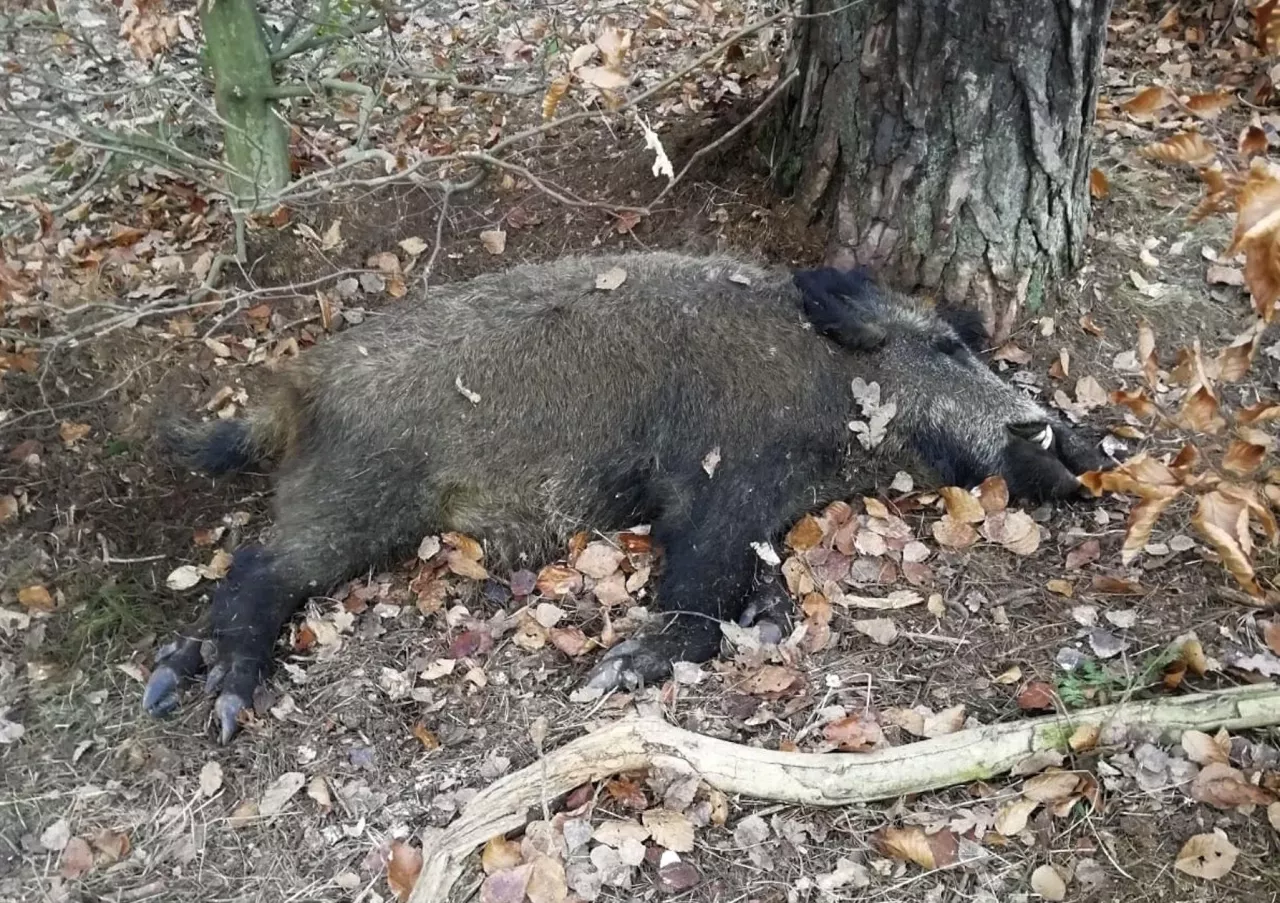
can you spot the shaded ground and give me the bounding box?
[3,2,1280,903]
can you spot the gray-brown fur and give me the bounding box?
[145,251,1108,741]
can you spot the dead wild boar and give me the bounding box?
[144,250,1110,741]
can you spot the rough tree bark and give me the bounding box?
[200,0,291,208]
[779,0,1112,340]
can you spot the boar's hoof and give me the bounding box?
[738,579,794,646]
[584,618,723,692]
[214,693,250,746]
[584,638,665,692]
[142,636,206,717]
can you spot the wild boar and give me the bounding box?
[144,251,1108,741]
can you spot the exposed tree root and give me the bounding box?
[410,684,1280,902]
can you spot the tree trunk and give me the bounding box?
[779,0,1112,340]
[200,0,290,209]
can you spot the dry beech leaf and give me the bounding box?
[1137,321,1160,388]
[939,486,986,523]
[995,797,1040,836]
[786,515,825,551]
[577,65,630,90]
[1140,131,1216,166]
[1264,620,1280,656]
[1186,91,1234,119]
[387,841,423,902]
[1089,168,1110,199]
[1122,85,1175,116]
[1022,771,1080,803]
[932,515,978,549]
[982,510,1040,555]
[1121,493,1178,565]
[1237,401,1280,424]
[975,475,1009,513]
[1182,729,1230,765]
[852,617,898,645]
[482,837,524,875]
[1191,762,1276,809]
[1174,831,1239,879]
[1240,124,1269,159]
[873,826,958,870]
[1111,387,1159,418]
[258,772,305,817]
[823,714,884,752]
[1223,440,1267,476]
[1179,385,1226,434]
[1192,490,1261,596]
[740,664,804,697]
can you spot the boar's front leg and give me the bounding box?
[585,463,799,692]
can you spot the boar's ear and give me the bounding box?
[936,305,989,353]
[792,267,887,352]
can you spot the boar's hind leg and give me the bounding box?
[144,463,427,742]
[585,469,795,692]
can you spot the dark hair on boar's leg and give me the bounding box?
[146,251,1113,742]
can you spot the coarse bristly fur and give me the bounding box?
[144,250,1110,741]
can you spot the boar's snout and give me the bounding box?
[1003,420,1115,502]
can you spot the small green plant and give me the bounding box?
[1055,647,1180,708]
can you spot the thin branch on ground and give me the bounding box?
[459,153,650,216]
[649,69,800,207]
[423,171,486,291]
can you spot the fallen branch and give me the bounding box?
[409,683,1280,903]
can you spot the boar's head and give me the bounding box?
[793,266,1113,501]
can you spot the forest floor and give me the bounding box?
[2,1,1280,902]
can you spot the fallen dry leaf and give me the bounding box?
[1030,864,1067,901]
[932,515,978,549]
[258,771,305,817]
[1122,85,1175,116]
[642,808,695,853]
[1174,830,1239,879]
[479,229,507,255]
[482,837,524,875]
[1191,762,1276,809]
[823,714,884,752]
[995,797,1040,836]
[852,617,898,645]
[59,836,93,879]
[1022,770,1080,803]
[873,826,958,870]
[1192,490,1261,596]
[1089,168,1110,199]
[940,486,986,523]
[1140,131,1216,166]
[595,266,627,291]
[387,841,423,902]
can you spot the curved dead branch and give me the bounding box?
[409,683,1280,902]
